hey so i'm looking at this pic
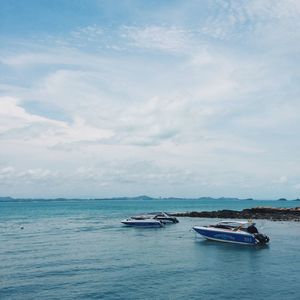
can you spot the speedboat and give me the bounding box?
[121,218,164,227]
[153,212,179,224]
[127,212,179,224]
[193,221,269,245]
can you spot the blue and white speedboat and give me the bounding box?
[193,221,269,245]
[121,218,164,227]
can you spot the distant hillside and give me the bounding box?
[0,196,297,201]
[0,197,14,201]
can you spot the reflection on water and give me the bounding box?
[196,238,270,251]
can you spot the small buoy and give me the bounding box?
[20,226,24,230]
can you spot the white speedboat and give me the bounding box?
[121,218,164,227]
[131,212,179,224]
[152,212,179,224]
[193,221,269,245]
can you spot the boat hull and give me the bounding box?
[122,219,163,227]
[193,226,257,245]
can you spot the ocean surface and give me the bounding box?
[0,198,299,300]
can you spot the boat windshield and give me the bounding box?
[217,221,254,228]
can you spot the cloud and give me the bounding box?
[276,176,288,184]
[0,166,60,184]
[0,47,105,67]
[71,25,103,41]
[244,0,300,20]
[234,102,300,132]
[191,0,300,45]
[1,23,292,154]
[0,96,114,146]
[74,160,196,186]
[1,1,300,198]
[0,166,15,180]
[0,96,64,132]
[1,45,246,148]
[121,25,194,53]
[115,96,190,146]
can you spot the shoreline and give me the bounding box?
[172,206,300,221]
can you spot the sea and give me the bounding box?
[0,198,299,300]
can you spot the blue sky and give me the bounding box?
[1,0,300,198]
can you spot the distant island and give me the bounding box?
[0,196,299,201]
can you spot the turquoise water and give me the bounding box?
[0,199,299,299]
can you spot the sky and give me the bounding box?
[0,0,300,199]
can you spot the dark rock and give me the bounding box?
[172,206,300,221]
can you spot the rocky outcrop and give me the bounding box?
[172,206,300,221]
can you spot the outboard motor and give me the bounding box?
[171,217,179,223]
[247,224,258,234]
[254,233,270,244]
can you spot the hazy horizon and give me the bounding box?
[1,195,298,202]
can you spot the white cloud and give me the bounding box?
[0,96,64,132]
[276,176,288,184]
[0,96,114,146]
[0,166,60,184]
[0,47,106,67]
[71,25,103,41]
[0,166,15,180]
[74,161,196,186]
[245,0,300,20]
[194,0,300,43]
[115,96,190,145]
[1,1,300,198]
[121,25,194,53]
